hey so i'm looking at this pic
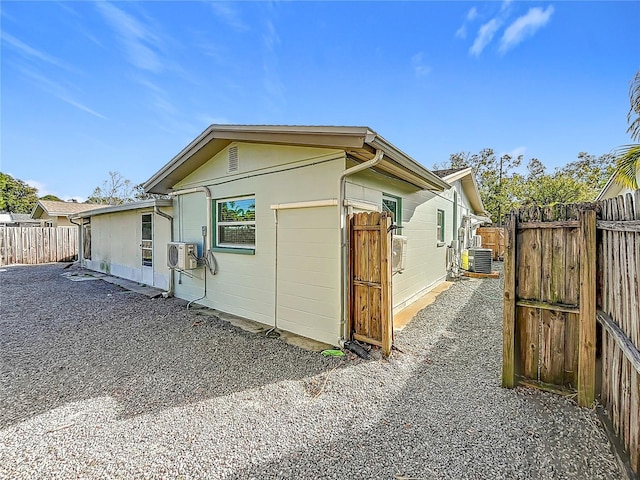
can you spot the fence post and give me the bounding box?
[578,208,596,407]
[502,212,517,388]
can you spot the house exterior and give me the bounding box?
[74,199,173,290]
[78,125,486,346]
[596,167,639,201]
[31,200,102,227]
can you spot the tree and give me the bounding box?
[0,172,39,213]
[614,68,640,189]
[132,183,171,201]
[40,194,63,202]
[87,171,134,205]
[435,148,522,225]
[436,150,614,223]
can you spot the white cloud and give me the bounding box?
[25,179,48,195]
[470,18,501,56]
[95,2,163,73]
[210,2,249,32]
[17,66,106,120]
[411,52,431,77]
[455,7,479,39]
[499,6,554,54]
[1,32,65,68]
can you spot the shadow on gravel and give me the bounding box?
[0,265,340,428]
[221,270,619,480]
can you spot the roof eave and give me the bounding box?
[70,199,173,219]
[367,136,450,191]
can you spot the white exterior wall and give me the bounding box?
[347,170,476,314]
[171,143,345,345]
[85,207,172,289]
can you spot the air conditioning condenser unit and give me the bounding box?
[391,235,408,273]
[461,247,492,274]
[167,242,198,270]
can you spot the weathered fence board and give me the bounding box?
[348,211,393,356]
[503,204,596,406]
[0,226,78,266]
[596,191,640,475]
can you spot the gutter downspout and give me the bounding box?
[338,149,384,341]
[68,216,88,266]
[154,205,174,297]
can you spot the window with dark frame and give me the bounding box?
[382,194,401,224]
[215,196,256,249]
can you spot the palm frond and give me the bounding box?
[627,69,640,142]
[613,144,640,189]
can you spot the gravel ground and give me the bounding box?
[0,264,621,479]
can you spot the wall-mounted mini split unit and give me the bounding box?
[167,242,198,270]
[461,248,492,274]
[392,235,408,273]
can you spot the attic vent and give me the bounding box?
[228,146,239,173]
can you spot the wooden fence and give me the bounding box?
[476,227,505,260]
[597,192,639,475]
[0,226,78,266]
[502,204,596,406]
[503,195,640,476]
[347,211,393,357]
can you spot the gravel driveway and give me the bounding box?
[0,264,620,479]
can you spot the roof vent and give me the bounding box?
[228,146,239,173]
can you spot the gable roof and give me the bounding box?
[143,125,450,194]
[31,200,102,219]
[435,167,486,215]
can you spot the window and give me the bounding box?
[382,194,401,224]
[215,196,256,250]
[437,209,445,244]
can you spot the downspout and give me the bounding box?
[338,149,384,341]
[154,205,174,297]
[68,216,87,266]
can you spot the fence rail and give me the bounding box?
[0,226,78,266]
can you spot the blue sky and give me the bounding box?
[1,1,638,201]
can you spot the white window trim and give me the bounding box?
[215,195,256,249]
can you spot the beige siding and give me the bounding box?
[276,207,340,344]
[172,143,344,345]
[85,207,172,289]
[347,169,475,314]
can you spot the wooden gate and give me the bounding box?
[347,211,393,356]
[502,204,596,407]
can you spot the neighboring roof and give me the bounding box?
[32,200,103,219]
[71,199,173,218]
[595,169,639,201]
[0,213,41,224]
[143,125,451,194]
[432,168,468,179]
[436,167,485,215]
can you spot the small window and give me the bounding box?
[437,209,445,243]
[215,196,256,249]
[382,194,401,224]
